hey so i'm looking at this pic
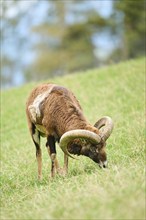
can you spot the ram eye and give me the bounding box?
[90,147,96,153]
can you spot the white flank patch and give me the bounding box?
[28,85,55,122]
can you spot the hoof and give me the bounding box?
[57,168,67,177]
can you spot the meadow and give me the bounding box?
[1,58,145,219]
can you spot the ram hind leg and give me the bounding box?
[31,124,42,180]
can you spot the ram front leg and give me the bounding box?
[55,153,69,176]
[46,135,60,178]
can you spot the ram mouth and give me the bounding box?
[99,160,108,168]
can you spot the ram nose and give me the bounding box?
[99,160,108,168]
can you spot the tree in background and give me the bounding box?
[1,0,19,87]
[29,1,100,80]
[109,0,145,61]
[1,0,145,88]
[1,0,38,87]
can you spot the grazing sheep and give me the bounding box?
[26,83,113,179]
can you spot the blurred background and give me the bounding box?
[1,0,145,89]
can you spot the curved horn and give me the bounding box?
[94,116,114,141]
[59,129,101,159]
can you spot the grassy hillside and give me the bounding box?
[1,58,145,220]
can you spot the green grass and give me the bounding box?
[1,57,145,220]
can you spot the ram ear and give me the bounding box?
[90,145,97,153]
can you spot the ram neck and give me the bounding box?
[65,116,88,131]
[84,124,99,135]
